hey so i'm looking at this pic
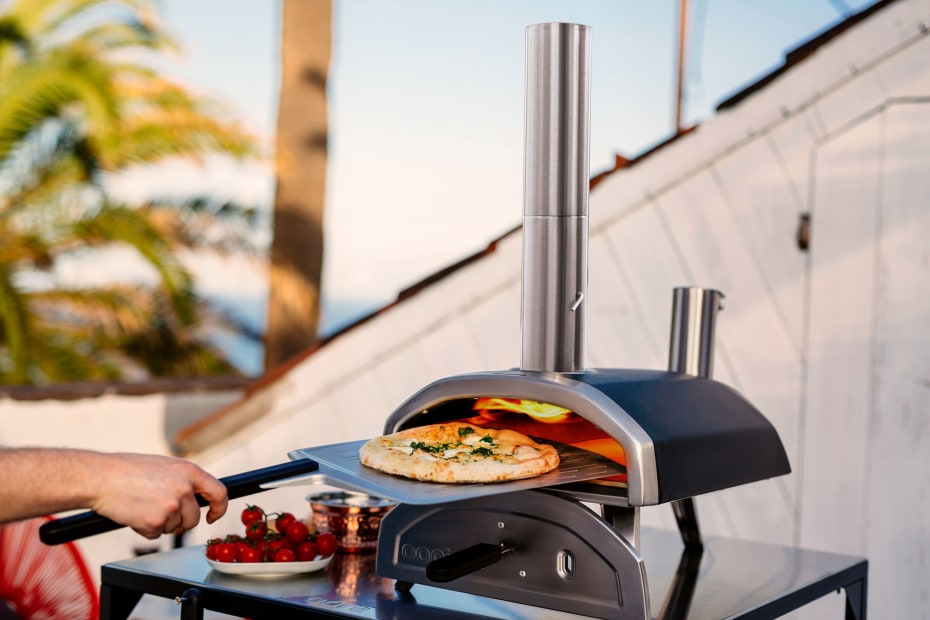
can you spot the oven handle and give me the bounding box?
[38,459,320,546]
[426,542,513,583]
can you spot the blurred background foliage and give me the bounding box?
[0,0,263,384]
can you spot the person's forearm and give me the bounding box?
[0,447,111,523]
[0,447,228,539]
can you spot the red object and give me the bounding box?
[237,546,261,563]
[240,506,263,527]
[316,533,338,557]
[213,543,237,563]
[284,521,309,545]
[273,549,295,563]
[246,521,267,542]
[0,516,99,619]
[274,512,296,533]
[295,541,317,561]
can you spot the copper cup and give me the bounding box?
[308,492,395,553]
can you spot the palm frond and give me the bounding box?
[29,284,155,337]
[70,204,197,325]
[0,262,33,382]
[74,16,178,54]
[10,0,158,43]
[0,46,119,165]
[0,0,264,384]
[141,196,263,255]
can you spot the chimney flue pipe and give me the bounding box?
[521,22,592,373]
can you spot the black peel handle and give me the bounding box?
[426,543,510,583]
[38,459,320,546]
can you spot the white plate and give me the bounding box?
[206,555,332,578]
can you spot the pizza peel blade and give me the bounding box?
[263,439,626,505]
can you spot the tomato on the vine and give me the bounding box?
[206,504,339,565]
[241,505,264,527]
[295,540,317,561]
[285,520,310,544]
[246,520,268,542]
[266,535,289,557]
[274,512,296,533]
[205,538,222,561]
[214,542,238,563]
[316,533,338,557]
[274,549,296,562]
[238,546,262,563]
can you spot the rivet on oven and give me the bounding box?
[497,521,505,529]
[519,570,527,578]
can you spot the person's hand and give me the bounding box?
[91,453,228,539]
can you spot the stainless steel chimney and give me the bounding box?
[521,22,591,373]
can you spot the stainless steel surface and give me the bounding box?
[271,436,626,505]
[521,22,591,373]
[521,216,589,372]
[667,287,724,378]
[376,491,649,619]
[101,528,867,619]
[380,369,656,505]
[667,286,724,548]
[604,505,641,551]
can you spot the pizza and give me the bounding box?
[358,422,560,483]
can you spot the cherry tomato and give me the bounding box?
[275,512,296,534]
[214,542,238,563]
[205,538,222,561]
[253,538,268,561]
[238,545,262,563]
[246,521,267,542]
[316,533,338,557]
[295,540,317,562]
[225,534,243,544]
[241,505,264,527]
[266,535,288,557]
[274,549,296,562]
[285,520,310,544]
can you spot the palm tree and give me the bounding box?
[263,0,332,371]
[0,0,261,384]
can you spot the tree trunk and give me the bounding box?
[264,0,332,371]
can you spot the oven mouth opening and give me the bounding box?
[396,395,628,486]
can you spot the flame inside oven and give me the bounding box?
[459,397,627,483]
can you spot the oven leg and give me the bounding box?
[99,584,142,620]
[671,498,703,550]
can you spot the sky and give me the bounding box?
[126,0,873,333]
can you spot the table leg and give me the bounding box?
[177,588,204,620]
[99,584,143,620]
[844,576,867,620]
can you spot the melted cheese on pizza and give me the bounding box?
[383,425,543,465]
[358,421,560,483]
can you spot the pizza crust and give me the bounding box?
[358,422,560,483]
